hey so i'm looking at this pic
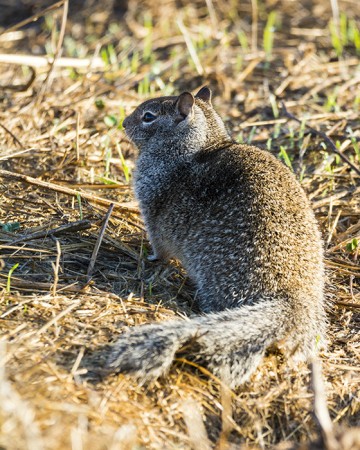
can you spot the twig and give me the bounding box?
[0,246,51,254]
[0,0,65,36]
[0,277,83,293]
[0,341,44,450]
[1,66,36,92]
[0,54,104,69]
[0,169,139,213]
[281,102,360,176]
[35,301,80,336]
[35,0,69,104]
[327,208,342,246]
[218,372,234,450]
[52,239,61,298]
[237,57,263,84]
[311,359,340,450]
[204,0,218,33]
[87,203,114,278]
[70,346,85,376]
[0,123,25,149]
[177,18,204,75]
[75,112,80,161]
[251,0,258,51]
[181,398,211,450]
[335,300,360,309]
[8,219,92,245]
[176,357,235,396]
[330,0,340,38]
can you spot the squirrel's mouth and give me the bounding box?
[123,128,143,153]
[123,127,135,143]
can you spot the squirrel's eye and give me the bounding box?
[142,112,157,123]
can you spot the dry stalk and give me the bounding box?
[251,0,258,51]
[0,341,44,450]
[8,219,92,245]
[177,18,204,75]
[181,398,212,450]
[35,0,69,104]
[0,169,138,213]
[35,301,81,336]
[311,359,340,450]
[0,66,36,91]
[218,377,234,450]
[0,53,105,69]
[52,239,62,298]
[0,123,25,149]
[87,203,115,278]
[205,0,219,33]
[0,0,65,36]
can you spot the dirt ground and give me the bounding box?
[0,0,359,449]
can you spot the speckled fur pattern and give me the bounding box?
[106,88,325,388]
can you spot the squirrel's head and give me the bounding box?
[123,87,231,154]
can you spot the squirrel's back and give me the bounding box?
[107,87,325,388]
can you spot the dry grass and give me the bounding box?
[0,0,359,448]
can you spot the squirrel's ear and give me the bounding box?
[175,92,194,118]
[195,86,212,104]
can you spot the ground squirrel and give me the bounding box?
[106,87,325,388]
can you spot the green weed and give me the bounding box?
[348,19,360,52]
[118,106,126,130]
[104,115,118,128]
[278,145,293,170]
[97,176,119,185]
[329,18,344,57]
[138,75,152,96]
[247,127,257,144]
[263,11,277,63]
[298,118,307,141]
[299,166,306,183]
[266,138,272,150]
[347,127,360,161]
[288,127,295,149]
[130,51,140,73]
[236,132,244,143]
[235,54,243,72]
[104,146,112,179]
[237,29,249,51]
[6,263,19,293]
[273,122,281,139]
[143,14,154,63]
[325,88,340,112]
[76,193,83,220]
[95,98,106,110]
[101,44,118,67]
[269,93,279,118]
[329,13,360,57]
[43,15,57,56]
[346,238,358,252]
[116,143,131,183]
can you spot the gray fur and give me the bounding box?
[107,87,325,388]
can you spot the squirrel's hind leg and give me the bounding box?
[207,349,265,389]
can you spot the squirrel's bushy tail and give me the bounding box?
[106,298,313,388]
